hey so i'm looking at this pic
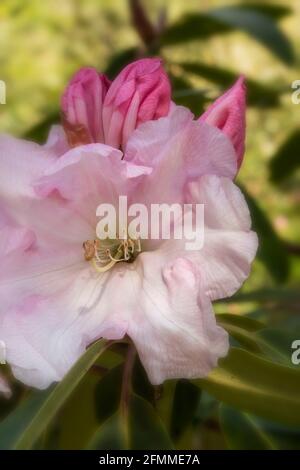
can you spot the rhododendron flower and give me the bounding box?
[62,58,171,149]
[0,60,257,389]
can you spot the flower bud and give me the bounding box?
[199,76,246,168]
[61,67,110,147]
[102,58,171,149]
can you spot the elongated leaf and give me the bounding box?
[178,62,280,107]
[220,404,300,450]
[208,7,294,65]
[0,339,108,450]
[217,314,265,353]
[222,287,300,304]
[170,380,201,440]
[255,328,298,367]
[217,315,297,366]
[270,130,300,183]
[240,185,290,283]
[236,4,291,20]
[220,405,277,449]
[217,314,265,332]
[88,394,173,450]
[162,7,294,64]
[196,347,300,425]
[0,389,53,450]
[94,365,123,425]
[218,314,297,366]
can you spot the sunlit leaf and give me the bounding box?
[162,7,294,64]
[196,347,300,425]
[208,7,294,65]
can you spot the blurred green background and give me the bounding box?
[0,0,299,451]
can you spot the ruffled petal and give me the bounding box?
[125,106,237,205]
[127,254,229,384]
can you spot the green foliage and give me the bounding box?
[170,380,201,441]
[270,129,300,184]
[88,394,173,450]
[197,348,300,426]
[1,0,299,451]
[0,339,108,449]
[177,62,281,107]
[220,405,300,450]
[161,5,294,64]
[240,185,290,283]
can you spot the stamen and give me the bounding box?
[83,236,141,272]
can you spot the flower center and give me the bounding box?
[83,236,141,272]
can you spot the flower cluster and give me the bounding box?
[0,59,257,390]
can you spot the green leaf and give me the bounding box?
[58,373,101,450]
[196,347,300,426]
[94,365,123,425]
[255,328,297,367]
[222,287,300,304]
[87,394,173,450]
[270,130,300,183]
[217,314,265,332]
[220,405,277,449]
[208,7,294,65]
[170,380,201,440]
[0,339,108,450]
[162,7,294,64]
[0,389,53,450]
[240,185,290,283]
[178,62,280,107]
[217,314,265,353]
[217,313,297,366]
[220,404,300,450]
[235,4,291,20]
[218,315,297,366]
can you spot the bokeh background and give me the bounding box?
[0,0,299,450]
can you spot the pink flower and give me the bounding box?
[61,68,110,146]
[62,59,171,150]
[199,76,246,168]
[0,70,257,389]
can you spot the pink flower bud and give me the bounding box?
[61,67,110,147]
[102,58,171,149]
[199,76,246,168]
